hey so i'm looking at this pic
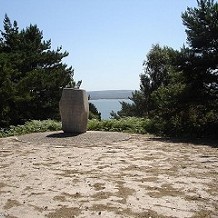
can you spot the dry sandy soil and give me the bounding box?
[0,131,218,218]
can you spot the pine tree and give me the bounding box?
[179,0,218,100]
[175,0,218,136]
[0,15,74,127]
[151,0,218,137]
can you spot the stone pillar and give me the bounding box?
[59,88,89,133]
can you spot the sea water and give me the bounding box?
[89,99,132,120]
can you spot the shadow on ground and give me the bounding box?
[46,132,82,138]
[148,137,218,148]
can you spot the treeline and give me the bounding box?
[113,0,218,137]
[1,1,217,138]
[0,15,75,127]
[0,14,101,128]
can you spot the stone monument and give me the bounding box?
[59,88,89,133]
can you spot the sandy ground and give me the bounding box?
[0,131,218,218]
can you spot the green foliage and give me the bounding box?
[0,118,150,138]
[0,119,61,137]
[0,15,74,127]
[182,0,218,53]
[89,102,101,120]
[1,1,217,138]
[178,0,218,108]
[116,44,177,118]
[171,0,218,137]
[115,0,218,138]
[88,117,150,134]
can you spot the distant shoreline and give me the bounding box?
[89,97,131,100]
[87,90,134,100]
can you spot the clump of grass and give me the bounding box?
[88,117,151,134]
[0,119,61,138]
[0,117,151,138]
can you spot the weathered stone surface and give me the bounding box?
[59,88,89,133]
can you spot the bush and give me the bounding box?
[0,117,152,138]
[0,119,61,137]
[88,117,151,134]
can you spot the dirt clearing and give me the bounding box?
[0,131,217,218]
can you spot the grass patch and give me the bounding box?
[88,117,150,134]
[0,119,61,137]
[0,117,151,138]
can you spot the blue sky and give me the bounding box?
[0,0,197,91]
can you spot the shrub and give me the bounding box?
[88,117,151,134]
[0,117,152,138]
[0,119,61,137]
